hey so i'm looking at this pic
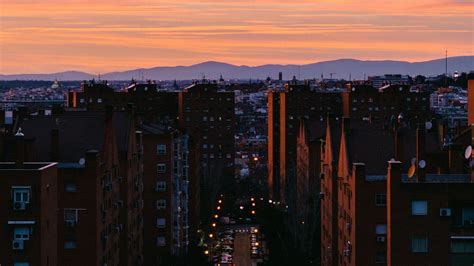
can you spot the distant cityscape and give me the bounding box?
[0,68,474,266]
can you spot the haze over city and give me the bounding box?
[1,0,473,74]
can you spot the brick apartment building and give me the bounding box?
[342,84,430,123]
[0,145,58,266]
[140,123,199,265]
[320,115,473,265]
[270,82,431,206]
[268,83,343,205]
[1,108,144,266]
[178,82,235,220]
[67,80,178,122]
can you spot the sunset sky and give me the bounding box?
[0,0,473,74]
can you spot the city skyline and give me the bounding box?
[1,0,473,74]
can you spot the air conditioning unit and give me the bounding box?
[319,192,325,200]
[439,208,452,217]
[13,202,26,211]
[12,240,24,250]
[65,220,76,227]
[376,236,386,243]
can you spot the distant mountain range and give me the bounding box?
[1,56,473,81]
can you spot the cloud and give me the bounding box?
[0,0,473,73]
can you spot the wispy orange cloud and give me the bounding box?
[0,0,472,74]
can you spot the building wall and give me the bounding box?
[387,161,474,266]
[0,162,58,266]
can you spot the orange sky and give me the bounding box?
[0,0,473,74]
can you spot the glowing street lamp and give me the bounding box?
[218,200,222,204]
[214,214,219,219]
[212,223,216,227]
[251,210,256,215]
[209,233,214,238]
[239,206,244,210]
[204,250,209,255]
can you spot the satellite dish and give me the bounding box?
[418,160,426,169]
[408,165,416,178]
[425,121,433,130]
[79,158,85,165]
[464,145,472,160]
[15,127,24,137]
[411,157,417,165]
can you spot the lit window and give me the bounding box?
[157,144,166,155]
[375,224,387,235]
[412,201,428,216]
[13,227,30,241]
[202,116,208,122]
[156,218,166,228]
[13,263,29,266]
[375,194,386,206]
[157,236,166,247]
[64,209,78,223]
[64,239,77,249]
[64,181,77,193]
[411,236,428,253]
[157,163,166,173]
[156,199,166,210]
[97,98,102,103]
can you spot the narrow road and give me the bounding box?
[233,231,251,266]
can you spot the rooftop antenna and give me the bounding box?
[445,50,448,86]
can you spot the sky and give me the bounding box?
[0,0,473,74]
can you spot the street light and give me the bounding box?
[251,197,255,202]
[209,233,214,238]
[217,206,221,210]
[239,206,244,210]
[252,202,256,207]
[214,214,219,219]
[251,210,256,215]
[212,223,216,227]
[204,250,209,255]
[218,200,222,204]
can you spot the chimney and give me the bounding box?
[416,125,426,182]
[395,129,404,163]
[50,128,59,161]
[15,136,25,168]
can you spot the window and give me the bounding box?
[461,207,474,224]
[64,209,78,223]
[375,252,387,263]
[411,236,428,253]
[156,218,166,228]
[157,144,166,155]
[155,181,166,191]
[451,239,474,253]
[12,187,31,204]
[64,240,77,249]
[375,224,387,235]
[97,98,102,103]
[202,116,208,122]
[375,194,386,206]
[157,163,166,173]
[411,201,428,216]
[14,263,29,266]
[202,144,208,149]
[64,181,77,193]
[157,236,166,247]
[156,199,166,210]
[13,227,30,241]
